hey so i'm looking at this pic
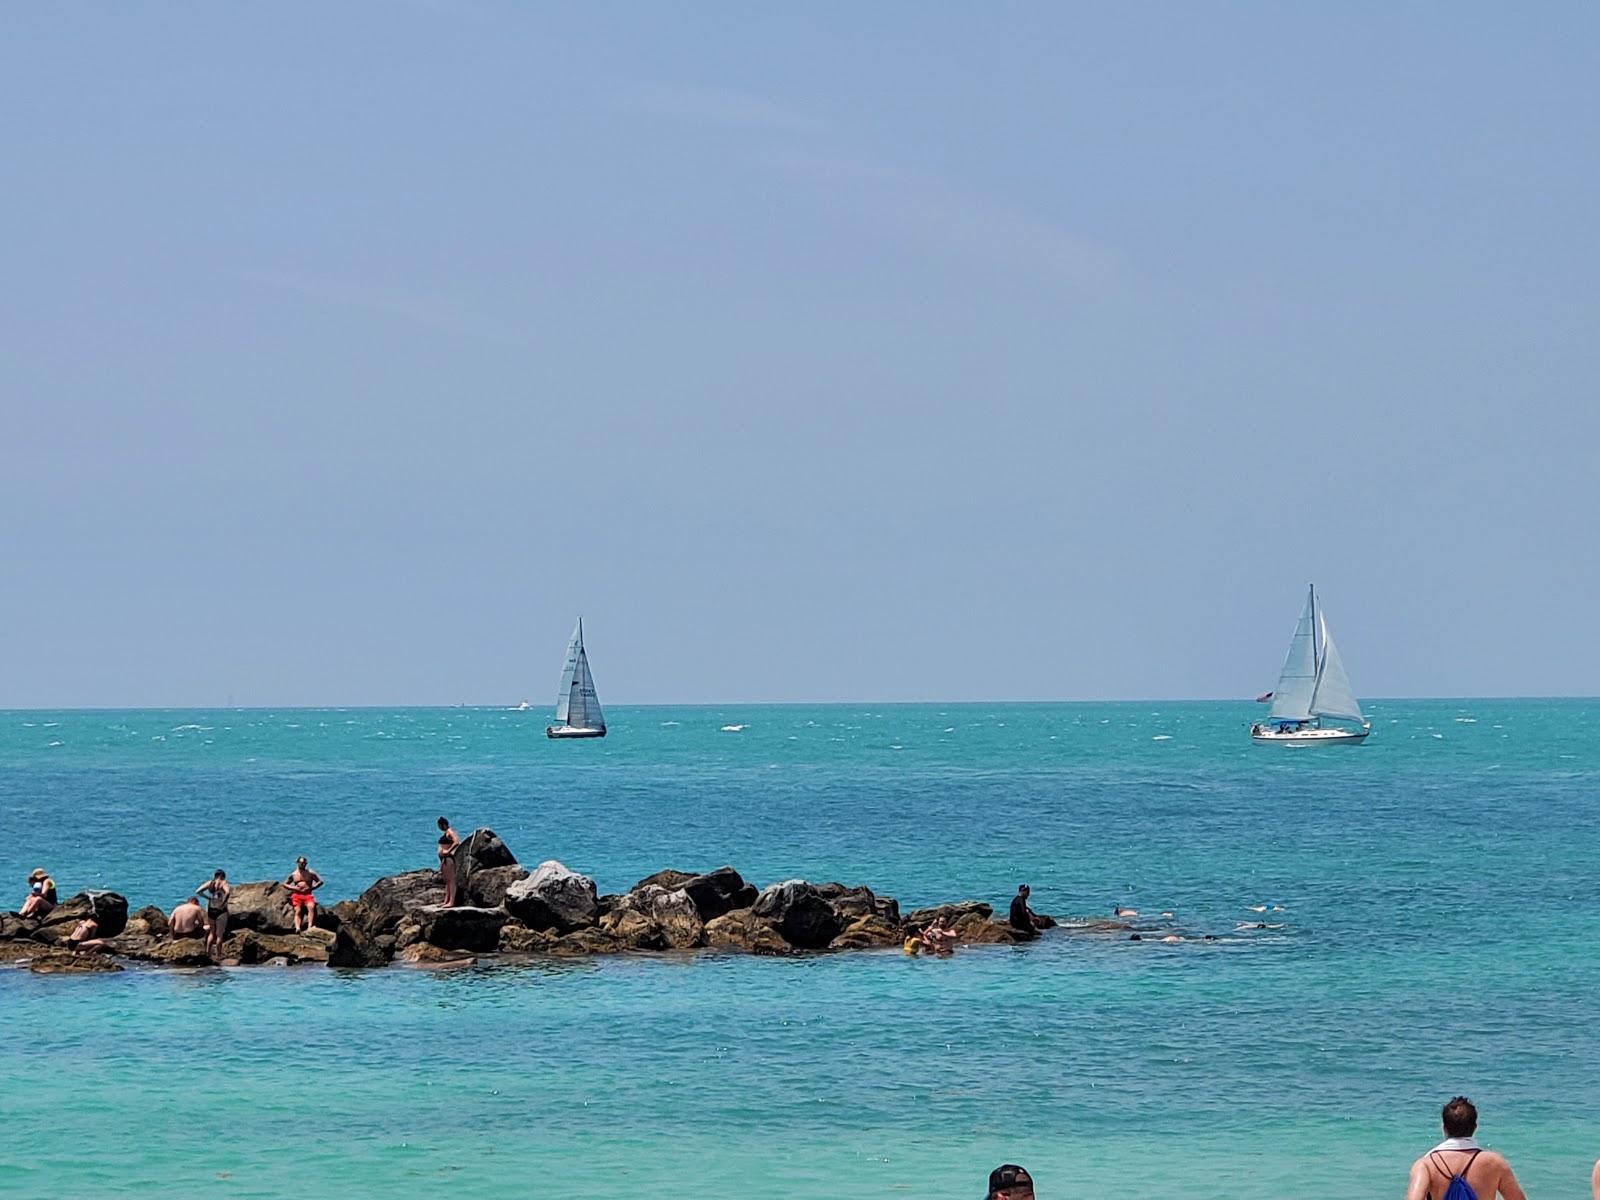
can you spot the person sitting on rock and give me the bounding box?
[437,818,461,907]
[21,869,57,919]
[1008,884,1045,936]
[920,915,957,955]
[169,896,210,940]
[284,856,323,932]
[67,916,108,952]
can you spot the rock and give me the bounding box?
[397,942,475,967]
[0,913,35,941]
[110,936,214,967]
[829,914,904,950]
[461,864,529,909]
[222,881,302,934]
[503,861,598,933]
[0,941,42,963]
[29,950,123,974]
[355,870,445,934]
[328,923,389,968]
[547,927,622,956]
[817,883,899,925]
[903,901,994,929]
[226,930,334,965]
[601,886,703,949]
[598,905,665,950]
[125,905,170,939]
[453,827,517,873]
[411,905,507,953]
[31,892,129,944]
[631,869,696,893]
[950,914,1032,944]
[497,923,556,953]
[680,867,759,922]
[703,909,794,956]
[750,881,843,950]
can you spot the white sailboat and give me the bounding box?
[546,618,607,739]
[1251,585,1370,745]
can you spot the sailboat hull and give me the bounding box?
[547,725,606,739]
[1250,725,1369,746]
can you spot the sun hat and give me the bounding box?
[28,868,47,881]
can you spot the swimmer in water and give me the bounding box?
[1113,905,1139,917]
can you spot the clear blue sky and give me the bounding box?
[3,4,1596,706]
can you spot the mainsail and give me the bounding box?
[553,619,604,731]
[1267,588,1318,721]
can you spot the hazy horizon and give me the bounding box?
[5,5,1596,708]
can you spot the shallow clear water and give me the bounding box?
[3,700,1599,1197]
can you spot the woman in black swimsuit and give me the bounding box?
[197,869,231,960]
[437,818,461,907]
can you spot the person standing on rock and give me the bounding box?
[197,869,232,959]
[437,818,461,907]
[284,857,324,932]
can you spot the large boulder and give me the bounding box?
[327,923,390,968]
[703,909,795,956]
[461,864,529,909]
[125,905,170,939]
[829,914,904,950]
[631,869,695,893]
[225,930,335,965]
[600,886,704,949]
[750,881,843,950]
[453,828,517,874]
[223,881,300,934]
[1,913,34,941]
[498,923,556,953]
[817,883,899,925]
[681,867,758,922]
[410,905,507,953]
[504,861,597,933]
[355,870,445,934]
[109,936,214,967]
[903,901,993,929]
[31,892,129,944]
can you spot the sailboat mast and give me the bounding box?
[1309,585,1320,670]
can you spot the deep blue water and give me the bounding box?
[3,700,1599,1198]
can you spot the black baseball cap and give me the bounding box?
[988,1164,1033,1197]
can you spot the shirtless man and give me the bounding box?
[285,857,323,932]
[169,896,210,940]
[1405,1097,1526,1200]
[1591,1157,1598,1200]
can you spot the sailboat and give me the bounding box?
[546,618,607,739]
[1251,585,1370,745]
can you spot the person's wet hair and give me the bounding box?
[1442,1096,1478,1137]
[437,816,449,829]
[214,869,226,880]
[296,856,307,866]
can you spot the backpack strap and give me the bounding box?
[1426,1149,1482,1200]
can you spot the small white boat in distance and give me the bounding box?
[547,618,606,739]
[1252,585,1370,746]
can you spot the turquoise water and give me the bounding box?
[3,700,1599,1197]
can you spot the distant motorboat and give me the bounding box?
[515,700,531,711]
[546,619,606,739]
[1251,585,1370,746]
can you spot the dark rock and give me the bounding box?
[631,869,695,893]
[903,901,994,929]
[355,870,444,935]
[950,914,1033,944]
[29,949,123,974]
[411,905,507,953]
[453,827,517,873]
[680,867,759,922]
[461,864,529,909]
[497,923,556,953]
[704,909,795,956]
[0,913,35,941]
[816,882,900,925]
[829,914,903,950]
[328,923,389,968]
[750,881,843,950]
[226,930,335,965]
[31,892,129,944]
[503,861,598,933]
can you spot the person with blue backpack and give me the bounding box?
[1405,1097,1527,1200]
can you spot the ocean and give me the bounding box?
[3,699,1598,1198]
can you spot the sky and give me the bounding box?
[2,3,1596,707]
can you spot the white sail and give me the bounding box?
[553,619,604,731]
[1268,588,1318,721]
[1310,616,1363,723]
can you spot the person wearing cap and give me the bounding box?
[987,1164,1034,1199]
[20,869,57,919]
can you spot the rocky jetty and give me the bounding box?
[0,829,1080,974]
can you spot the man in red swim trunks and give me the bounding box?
[284,856,324,933]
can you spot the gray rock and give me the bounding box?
[461,864,529,909]
[503,861,598,933]
[355,870,444,934]
[452,827,517,873]
[750,881,843,950]
[816,882,899,925]
[223,881,300,934]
